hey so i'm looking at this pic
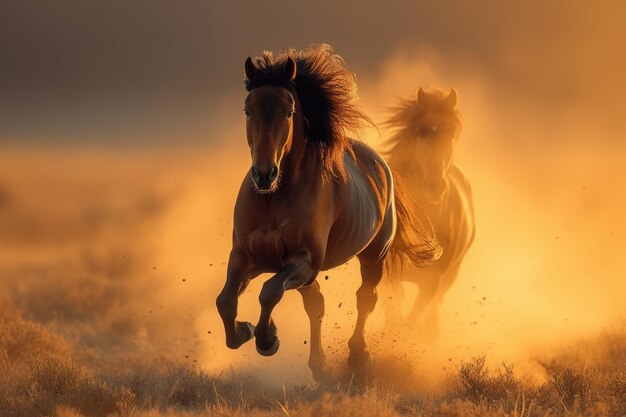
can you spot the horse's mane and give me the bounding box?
[245,44,372,181]
[382,89,462,175]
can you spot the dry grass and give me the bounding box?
[0,297,624,417]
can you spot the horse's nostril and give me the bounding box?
[269,166,278,181]
[251,167,260,183]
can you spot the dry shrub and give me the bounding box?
[530,326,626,416]
[456,357,519,405]
[0,355,134,417]
[448,349,625,417]
[122,364,225,410]
[0,296,70,361]
[547,366,593,409]
[0,298,133,417]
[535,363,626,416]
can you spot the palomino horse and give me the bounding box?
[383,87,475,334]
[216,45,440,380]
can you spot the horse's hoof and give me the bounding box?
[256,338,280,356]
[240,322,256,343]
[348,349,371,368]
[308,356,328,383]
[226,322,255,349]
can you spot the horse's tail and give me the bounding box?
[385,171,442,278]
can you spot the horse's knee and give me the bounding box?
[216,292,235,319]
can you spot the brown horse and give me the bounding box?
[383,87,475,335]
[216,45,440,380]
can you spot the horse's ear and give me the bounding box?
[417,87,427,103]
[284,57,297,81]
[244,57,257,81]
[445,88,458,108]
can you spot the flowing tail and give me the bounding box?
[386,171,442,277]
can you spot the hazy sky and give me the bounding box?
[1,1,624,143]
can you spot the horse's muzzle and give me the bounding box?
[424,178,447,203]
[251,165,278,192]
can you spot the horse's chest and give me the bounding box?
[243,217,299,270]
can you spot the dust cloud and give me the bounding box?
[1,49,625,388]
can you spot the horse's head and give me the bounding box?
[243,57,297,194]
[413,88,461,203]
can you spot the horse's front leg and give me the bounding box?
[216,246,256,349]
[255,251,317,356]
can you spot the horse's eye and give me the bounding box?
[417,126,430,137]
[286,110,294,119]
[243,109,250,118]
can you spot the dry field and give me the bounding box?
[0,147,624,417]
